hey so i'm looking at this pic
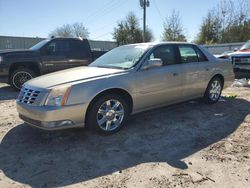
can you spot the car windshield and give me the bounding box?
[30,40,49,50]
[90,44,150,69]
[240,40,250,50]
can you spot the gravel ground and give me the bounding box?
[0,81,249,188]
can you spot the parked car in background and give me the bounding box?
[218,40,250,79]
[0,37,107,90]
[16,42,234,134]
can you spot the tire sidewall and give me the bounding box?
[86,94,129,134]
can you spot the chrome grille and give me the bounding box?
[18,87,40,104]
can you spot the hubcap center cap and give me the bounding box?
[106,110,115,120]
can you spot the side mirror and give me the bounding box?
[233,48,238,52]
[142,58,163,70]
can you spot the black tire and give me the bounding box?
[203,76,223,104]
[86,93,129,134]
[10,68,37,90]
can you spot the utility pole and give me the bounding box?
[140,0,150,42]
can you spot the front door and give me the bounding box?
[134,44,184,112]
[41,40,70,73]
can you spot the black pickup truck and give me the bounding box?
[0,37,107,90]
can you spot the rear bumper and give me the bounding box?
[223,70,235,89]
[16,101,88,130]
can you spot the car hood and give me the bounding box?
[0,49,34,55]
[25,66,126,89]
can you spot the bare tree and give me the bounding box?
[162,10,187,42]
[49,22,89,38]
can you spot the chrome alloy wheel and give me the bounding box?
[13,71,33,89]
[209,80,222,101]
[96,99,125,131]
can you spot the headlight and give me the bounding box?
[45,86,72,106]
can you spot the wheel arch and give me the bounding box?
[9,61,41,77]
[85,88,134,123]
[210,73,224,88]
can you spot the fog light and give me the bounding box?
[42,120,74,128]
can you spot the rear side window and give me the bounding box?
[178,45,199,63]
[194,46,208,62]
[69,40,91,58]
[149,45,176,65]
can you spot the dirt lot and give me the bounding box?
[0,81,249,188]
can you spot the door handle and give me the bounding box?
[173,73,178,76]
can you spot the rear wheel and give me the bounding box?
[203,77,223,104]
[86,94,128,134]
[10,68,36,90]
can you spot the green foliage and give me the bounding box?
[225,94,237,99]
[195,11,221,44]
[49,22,89,38]
[113,12,153,45]
[195,0,250,44]
[162,10,187,42]
[222,20,250,43]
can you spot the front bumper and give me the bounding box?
[16,101,88,130]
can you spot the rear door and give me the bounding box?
[135,44,184,110]
[67,39,92,68]
[41,39,70,72]
[177,44,211,99]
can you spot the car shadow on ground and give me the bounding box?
[0,98,249,187]
[0,85,18,100]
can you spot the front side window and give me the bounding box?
[149,45,176,65]
[47,40,70,56]
[178,45,199,63]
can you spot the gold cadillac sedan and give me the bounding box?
[16,42,234,134]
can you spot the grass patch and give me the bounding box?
[225,93,237,99]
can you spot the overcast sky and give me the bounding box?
[0,0,227,42]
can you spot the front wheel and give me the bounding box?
[203,77,223,104]
[86,94,128,134]
[10,68,36,90]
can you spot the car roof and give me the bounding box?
[124,41,192,48]
[50,37,86,41]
